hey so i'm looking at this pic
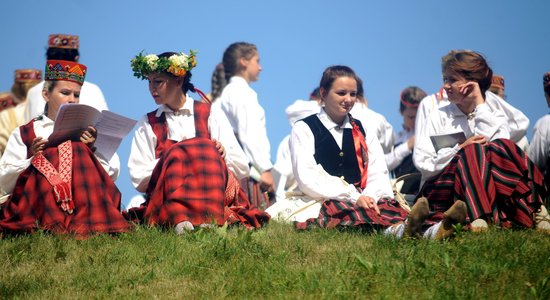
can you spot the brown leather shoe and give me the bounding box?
[435,200,467,240]
[404,197,430,238]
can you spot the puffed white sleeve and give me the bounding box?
[485,92,528,143]
[233,93,273,173]
[291,121,359,203]
[0,129,32,195]
[413,112,460,181]
[208,108,250,179]
[527,116,550,172]
[473,103,510,140]
[377,116,395,154]
[128,117,160,192]
[362,129,394,200]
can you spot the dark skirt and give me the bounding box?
[418,139,547,228]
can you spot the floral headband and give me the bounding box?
[131,50,197,80]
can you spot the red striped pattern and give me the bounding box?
[419,139,547,228]
[295,197,407,230]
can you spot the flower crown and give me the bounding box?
[131,50,197,80]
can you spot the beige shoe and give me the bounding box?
[435,200,467,240]
[470,218,488,232]
[535,205,550,233]
[175,221,195,234]
[404,197,430,238]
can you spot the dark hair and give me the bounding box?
[399,86,426,113]
[442,50,493,95]
[157,52,195,94]
[319,65,358,100]
[210,63,226,100]
[544,72,550,95]
[221,42,257,83]
[310,87,321,100]
[46,48,79,61]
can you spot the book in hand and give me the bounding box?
[48,103,137,160]
[429,131,467,152]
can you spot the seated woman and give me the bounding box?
[127,51,269,232]
[266,65,465,239]
[413,50,548,232]
[385,86,426,195]
[0,60,131,236]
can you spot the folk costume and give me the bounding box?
[127,51,269,230]
[350,101,395,154]
[266,109,408,230]
[413,100,547,229]
[218,76,274,209]
[0,69,43,155]
[0,60,130,235]
[23,34,108,123]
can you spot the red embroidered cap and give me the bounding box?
[45,60,87,85]
[491,75,505,90]
[15,69,43,83]
[48,34,79,49]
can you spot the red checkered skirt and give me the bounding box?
[419,139,547,228]
[0,142,131,235]
[295,197,408,230]
[130,137,269,228]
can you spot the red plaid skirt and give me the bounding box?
[419,139,547,228]
[128,137,269,228]
[295,197,408,230]
[0,142,131,235]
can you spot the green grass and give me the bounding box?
[1,222,549,299]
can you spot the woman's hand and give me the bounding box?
[31,137,48,155]
[459,135,487,149]
[212,139,226,158]
[259,170,275,194]
[457,81,485,106]
[80,126,97,150]
[356,195,380,215]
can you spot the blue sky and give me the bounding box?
[1,0,549,207]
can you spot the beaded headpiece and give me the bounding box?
[131,50,197,80]
[48,34,79,49]
[15,69,42,83]
[45,60,87,85]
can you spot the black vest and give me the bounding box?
[302,115,364,186]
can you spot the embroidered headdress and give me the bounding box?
[15,69,42,83]
[45,60,87,85]
[48,34,79,49]
[131,50,197,80]
[491,75,505,90]
[0,92,16,110]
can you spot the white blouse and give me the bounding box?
[128,98,250,193]
[350,102,395,154]
[413,102,510,181]
[218,76,273,173]
[528,114,550,173]
[0,116,119,195]
[385,128,414,172]
[290,109,393,203]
